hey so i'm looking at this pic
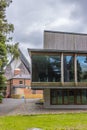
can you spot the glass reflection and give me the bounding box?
[57,90,62,104]
[51,89,87,105]
[77,56,87,82]
[82,90,87,104]
[76,89,81,104]
[32,55,61,82]
[51,90,57,105]
[63,89,68,104]
[69,90,74,104]
[64,55,74,82]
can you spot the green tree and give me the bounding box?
[6,43,20,60]
[0,0,14,92]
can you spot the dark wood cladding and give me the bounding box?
[31,82,62,87]
[31,52,61,56]
[44,31,87,51]
[31,82,87,88]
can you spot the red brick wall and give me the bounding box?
[25,80,31,86]
[6,78,43,98]
[12,79,31,86]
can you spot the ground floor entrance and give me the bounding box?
[50,89,87,105]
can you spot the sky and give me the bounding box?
[6,0,87,55]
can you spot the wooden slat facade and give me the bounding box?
[44,31,87,51]
[31,82,87,88]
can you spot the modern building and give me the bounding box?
[29,30,87,109]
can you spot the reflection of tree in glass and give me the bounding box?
[32,55,47,81]
[83,56,87,81]
[83,71,87,80]
[77,60,82,81]
[68,56,74,81]
[48,56,61,82]
[32,55,61,82]
[64,56,74,82]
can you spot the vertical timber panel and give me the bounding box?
[44,31,87,51]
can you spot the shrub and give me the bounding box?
[36,99,44,105]
[0,94,3,103]
[11,94,20,99]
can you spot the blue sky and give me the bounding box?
[6,0,87,55]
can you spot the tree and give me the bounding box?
[0,0,14,92]
[77,60,82,81]
[6,43,20,60]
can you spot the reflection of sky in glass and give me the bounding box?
[49,56,60,73]
[49,57,55,63]
[49,56,60,63]
[77,56,87,72]
[66,56,72,63]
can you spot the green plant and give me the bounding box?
[0,94,3,103]
[0,113,87,130]
[11,94,20,99]
[36,99,44,105]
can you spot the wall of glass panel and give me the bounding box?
[64,55,74,82]
[32,55,61,82]
[63,89,68,104]
[32,53,87,83]
[77,56,87,82]
[50,89,87,105]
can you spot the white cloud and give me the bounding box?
[6,0,87,56]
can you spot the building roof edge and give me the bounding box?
[44,30,87,36]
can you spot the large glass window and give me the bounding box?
[50,90,57,105]
[64,55,74,82]
[68,90,75,104]
[76,89,81,104]
[50,89,87,105]
[82,90,87,104]
[57,90,62,104]
[77,56,87,82]
[63,89,68,104]
[50,89,63,105]
[32,53,87,83]
[32,55,61,82]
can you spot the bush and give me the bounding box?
[11,94,20,99]
[36,99,44,105]
[0,94,3,103]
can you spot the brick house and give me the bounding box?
[5,49,43,98]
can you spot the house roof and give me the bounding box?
[19,49,30,73]
[5,49,31,80]
[8,49,30,73]
[8,74,31,80]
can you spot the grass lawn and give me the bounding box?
[0,113,87,130]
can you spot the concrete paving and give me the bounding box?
[0,98,87,116]
[0,98,24,116]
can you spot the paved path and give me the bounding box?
[0,98,24,116]
[0,98,46,116]
[0,98,87,116]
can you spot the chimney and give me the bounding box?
[14,68,21,75]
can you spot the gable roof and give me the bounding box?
[19,49,30,73]
[8,74,31,80]
[5,49,31,79]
